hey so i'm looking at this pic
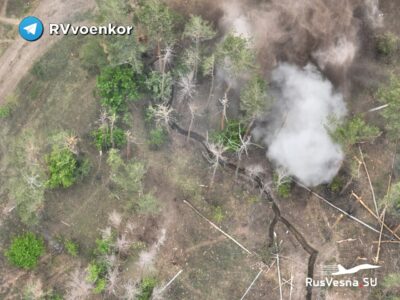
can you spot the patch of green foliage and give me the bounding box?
[107,149,147,197]
[5,232,44,269]
[145,70,173,103]
[0,104,12,119]
[382,182,400,217]
[213,206,225,223]
[137,193,160,215]
[212,120,245,152]
[376,32,399,56]
[377,76,400,139]
[328,176,344,193]
[329,116,380,149]
[64,239,79,257]
[216,34,255,77]
[148,127,168,150]
[0,94,17,119]
[106,34,145,72]
[46,147,78,188]
[135,0,179,49]
[273,173,292,198]
[137,277,157,300]
[95,237,113,256]
[96,0,131,23]
[97,65,139,113]
[7,133,47,225]
[80,38,108,75]
[241,75,271,121]
[91,126,126,151]
[86,261,107,294]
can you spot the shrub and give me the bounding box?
[46,147,78,188]
[138,277,157,300]
[145,70,173,103]
[95,238,112,256]
[212,120,245,152]
[329,116,380,149]
[86,262,107,294]
[137,193,160,215]
[328,176,344,193]
[0,104,11,119]
[92,127,126,151]
[377,76,400,139]
[97,65,139,113]
[376,32,398,56]
[273,173,292,198]
[5,232,44,269]
[148,127,167,150]
[64,239,79,257]
[213,206,225,223]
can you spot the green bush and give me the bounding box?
[328,176,344,193]
[5,232,44,269]
[376,32,399,56]
[213,206,225,223]
[92,127,126,151]
[212,120,245,152]
[145,70,173,103]
[95,237,113,256]
[137,193,160,215]
[138,277,157,300]
[97,65,139,113]
[64,239,79,257]
[273,173,292,198]
[148,127,167,149]
[377,76,400,139]
[86,261,107,294]
[330,116,380,149]
[0,104,11,119]
[46,147,79,188]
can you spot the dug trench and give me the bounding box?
[168,108,319,300]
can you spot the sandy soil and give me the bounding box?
[0,0,95,103]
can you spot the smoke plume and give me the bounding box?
[264,64,346,186]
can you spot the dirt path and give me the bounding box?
[0,0,95,103]
[0,0,8,17]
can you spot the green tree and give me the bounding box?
[330,116,381,150]
[377,76,400,139]
[6,232,44,269]
[46,147,79,188]
[145,70,173,103]
[216,34,256,80]
[148,127,168,150]
[92,126,126,151]
[135,0,178,55]
[97,65,139,113]
[240,75,271,132]
[106,34,145,72]
[96,0,130,23]
[183,15,216,79]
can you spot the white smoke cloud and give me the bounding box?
[265,63,347,187]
